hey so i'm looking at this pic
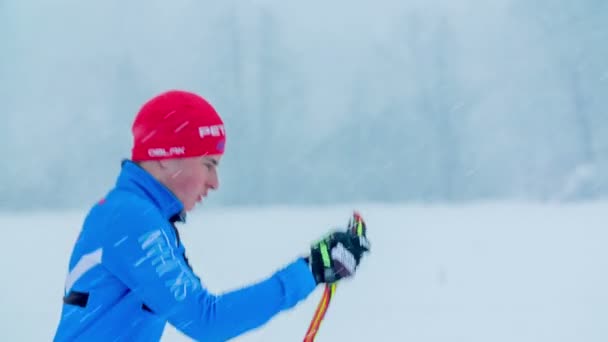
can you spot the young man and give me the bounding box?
[53,90,370,341]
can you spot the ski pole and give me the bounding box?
[303,211,366,341]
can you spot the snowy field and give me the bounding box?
[2,202,608,341]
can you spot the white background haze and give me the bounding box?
[1,0,607,341]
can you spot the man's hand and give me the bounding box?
[308,226,370,285]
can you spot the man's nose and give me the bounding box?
[207,171,219,190]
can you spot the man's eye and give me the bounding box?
[204,163,214,171]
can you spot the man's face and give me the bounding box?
[160,155,222,212]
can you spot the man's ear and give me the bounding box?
[158,159,171,170]
[158,159,183,177]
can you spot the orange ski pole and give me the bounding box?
[303,211,366,342]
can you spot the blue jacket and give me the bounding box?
[53,160,317,341]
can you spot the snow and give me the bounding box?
[2,202,608,341]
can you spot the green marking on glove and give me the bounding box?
[320,241,331,268]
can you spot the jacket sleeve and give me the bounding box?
[102,210,317,341]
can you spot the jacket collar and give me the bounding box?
[115,159,186,223]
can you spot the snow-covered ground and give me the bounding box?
[2,202,607,341]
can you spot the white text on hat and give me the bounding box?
[199,125,225,139]
[148,147,186,157]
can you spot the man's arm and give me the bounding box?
[102,212,317,341]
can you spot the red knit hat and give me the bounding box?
[131,90,226,161]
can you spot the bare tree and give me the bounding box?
[515,0,608,199]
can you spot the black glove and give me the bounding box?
[307,225,370,285]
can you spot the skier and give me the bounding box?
[53,90,370,341]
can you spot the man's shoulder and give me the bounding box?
[83,189,166,238]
